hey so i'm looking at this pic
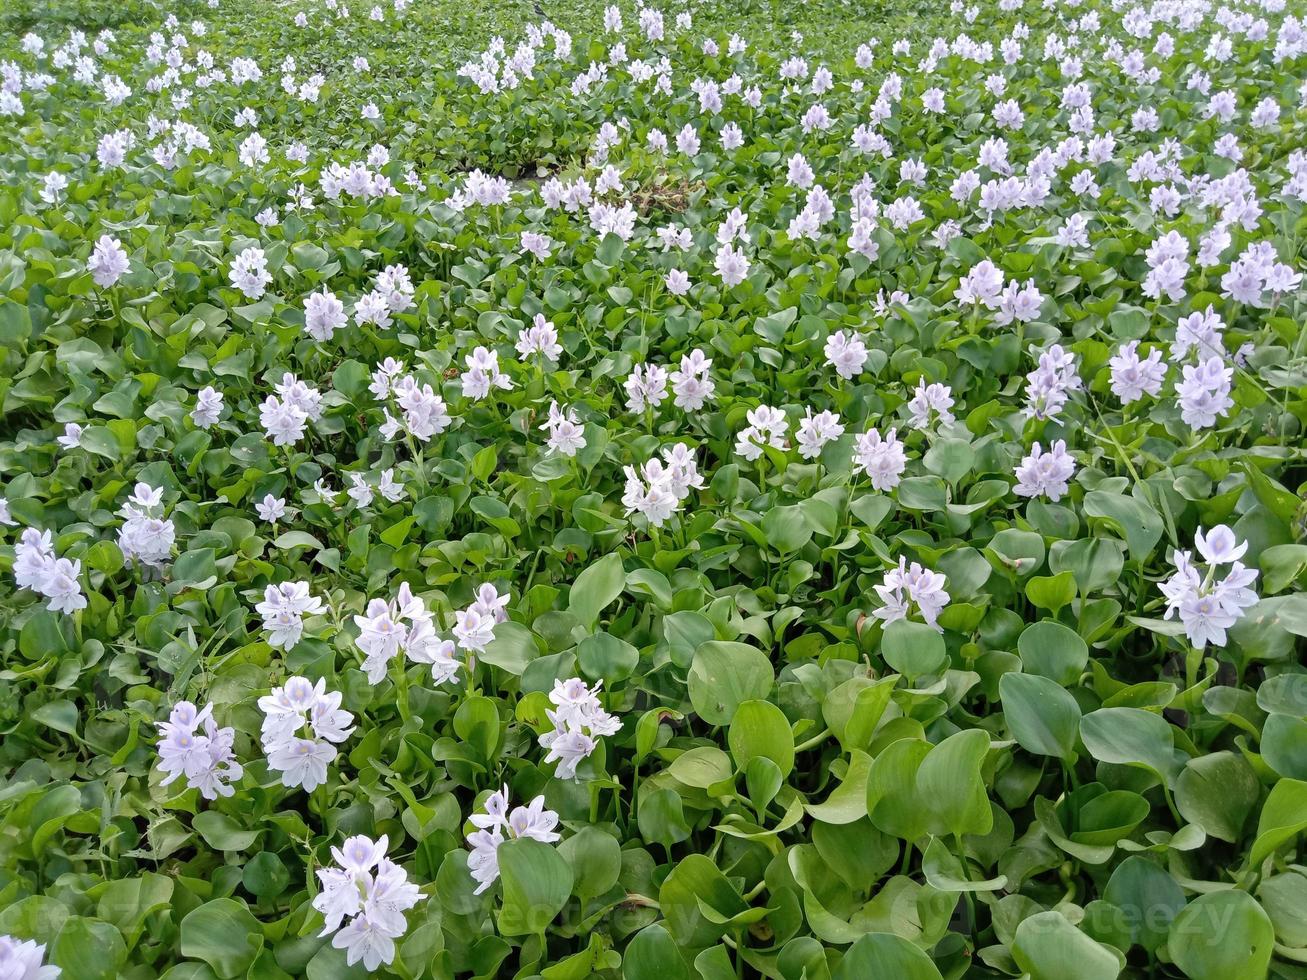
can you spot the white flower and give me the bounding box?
[669,349,714,410]
[56,423,84,450]
[541,401,587,457]
[256,582,326,650]
[229,246,271,299]
[516,314,562,362]
[624,363,668,413]
[304,289,347,342]
[1160,529,1259,648]
[622,444,704,528]
[87,234,130,287]
[462,346,513,399]
[873,558,950,630]
[1194,524,1247,566]
[452,606,496,653]
[1013,440,1076,502]
[1109,342,1166,404]
[259,676,354,791]
[312,834,420,971]
[825,331,869,379]
[853,427,907,491]
[466,787,560,893]
[1176,357,1233,430]
[735,405,788,461]
[117,482,176,569]
[155,700,244,800]
[259,395,308,446]
[191,386,224,428]
[714,243,750,286]
[796,409,844,459]
[539,677,621,779]
[0,934,60,980]
[256,494,287,524]
[907,380,955,430]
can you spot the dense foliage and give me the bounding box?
[2,0,1307,977]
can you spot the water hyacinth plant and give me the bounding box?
[1,0,1307,977]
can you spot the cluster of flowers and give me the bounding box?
[872,558,951,630]
[154,701,243,800]
[371,359,453,443]
[1161,525,1260,649]
[116,483,176,569]
[466,786,561,894]
[257,676,356,791]
[11,528,86,614]
[353,582,459,685]
[312,835,422,971]
[256,580,326,650]
[621,443,705,527]
[259,372,323,446]
[538,678,621,779]
[623,349,717,414]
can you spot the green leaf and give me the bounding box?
[621,925,691,980]
[833,932,944,980]
[558,826,621,903]
[1024,570,1076,614]
[567,552,625,629]
[881,618,947,678]
[727,699,795,778]
[497,837,575,936]
[1167,892,1273,980]
[1174,752,1259,843]
[179,899,262,978]
[918,729,993,838]
[1013,911,1123,980]
[478,621,539,675]
[1079,708,1183,787]
[921,837,1008,892]
[578,631,639,684]
[1103,857,1186,953]
[51,917,128,980]
[1000,672,1081,760]
[658,854,747,948]
[1083,490,1163,561]
[192,811,261,851]
[688,641,774,725]
[1249,778,1307,868]
[1017,621,1088,686]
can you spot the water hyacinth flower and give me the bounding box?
[256,581,326,650]
[191,386,225,428]
[87,233,132,290]
[466,786,561,893]
[155,701,244,800]
[873,557,950,630]
[540,401,586,456]
[258,676,355,792]
[353,582,456,684]
[853,427,908,491]
[668,349,715,410]
[12,527,87,615]
[312,835,421,971]
[1109,341,1167,404]
[229,246,271,299]
[1160,526,1259,649]
[1013,440,1076,502]
[622,443,705,527]
[538,677,620,779]
[0,935,60,979]
[116,482,176,569]
[735,405,789,460]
